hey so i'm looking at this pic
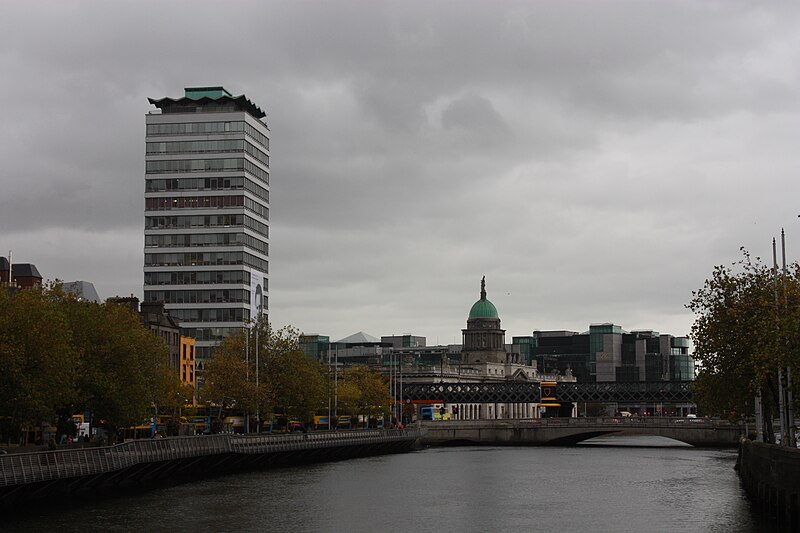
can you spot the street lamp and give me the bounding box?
[255,320,260,432]
[245,321,250,433]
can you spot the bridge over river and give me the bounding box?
[402,380,694,404]
[420,417,745,447]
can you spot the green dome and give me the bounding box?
[469,298,498,319]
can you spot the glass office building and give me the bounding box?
[514,324,694,383]
[144,87,270,363]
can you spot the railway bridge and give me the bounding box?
[402,380,694,405]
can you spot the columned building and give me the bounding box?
[462,277,506,364]
[143,86,270,363]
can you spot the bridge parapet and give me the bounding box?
[420,417,743,447]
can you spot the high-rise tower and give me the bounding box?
[144,87,269,364]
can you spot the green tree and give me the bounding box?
[253,321,326,423]
[688,249,800,437]
[201,319,327,430]
[0,285,190,443]
[66,298,178,429]
[337,365,392,419]
[200,332,260,422]
[0,286,77,441]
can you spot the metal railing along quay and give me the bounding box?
[0,428,421,488]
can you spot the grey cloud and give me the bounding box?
[441,93,509,139]
[2,1,800,344]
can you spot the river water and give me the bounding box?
[6,436,778,532]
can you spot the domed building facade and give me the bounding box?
[462,277,507,364]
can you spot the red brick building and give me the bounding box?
[0,256,43,288]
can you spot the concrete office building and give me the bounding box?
[144,87,270,363]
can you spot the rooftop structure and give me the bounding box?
[62,281,101,303]
[0,256,43,288]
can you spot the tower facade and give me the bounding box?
[144,87,270,363]
[462,277,506,364]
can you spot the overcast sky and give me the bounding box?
[2,1,799,345]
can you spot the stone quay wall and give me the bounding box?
[738,438,800,526]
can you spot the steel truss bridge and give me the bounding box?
[401,381,694,404]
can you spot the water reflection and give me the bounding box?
[7,442,777,532]
[581,435,693,447]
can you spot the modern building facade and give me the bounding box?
[514,325,694,384]
[381,335,426,349]
[144,87,270,363]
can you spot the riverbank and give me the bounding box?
[738,438,800,527]
[0,429,421,517]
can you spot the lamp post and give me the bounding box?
[334,346,338,421]
[390,351,395,423]
[399,354,404,425]
[781,230,796,447]
[255,320,260,433]
[327,344,331,429]
[245,321,250,434]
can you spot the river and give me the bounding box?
[5,436,779,532]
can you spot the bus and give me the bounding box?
[313,415,330,430]
[265,414,303,433]
[183,405,212,435]
[120,423,153,441]
[223,416,246,434]
[419,404,450,421]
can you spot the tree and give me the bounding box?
[269,349,327,423]
[688,249,800,438]
[63,299,175,429]
[253,321,326,424]
[200,332,260,422]
[336,365,392,419]
[0,284,188,443]
[0,286,77,441]
[201,319,328,430]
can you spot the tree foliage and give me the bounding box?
[0,286,77,439]
[200,318,328,424]
[65,298,180,428]
[336,365,392,416]
[688,249,800,430]
[0,284,187,441]
[201,333,260,416]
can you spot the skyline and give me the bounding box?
[2,2,800,343]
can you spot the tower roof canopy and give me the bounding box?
[468,276,499,319]
[148,86,267,119]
